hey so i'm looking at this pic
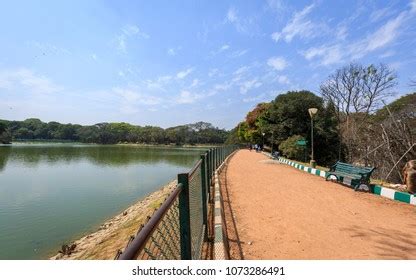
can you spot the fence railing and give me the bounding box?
[116,145,238,260]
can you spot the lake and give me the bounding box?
[0,143,206,259]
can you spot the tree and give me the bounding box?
[229,90,340,165]
[268,91,323,143]
[364,93,416,183]
[320,63,397,162]
[0,121,12,144]
[320,63,397,118]
[278,135,306,161]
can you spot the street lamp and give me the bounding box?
[262,132,265,150]
[308,108,318,168]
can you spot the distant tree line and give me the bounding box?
[227,63,415,184]
[0,119,228,145]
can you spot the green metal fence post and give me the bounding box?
[213,148,216,171]
[209,149,215,175]
[206,151,210,188]
[178,173,192,260]
[213,148,216,169]
[200,154,208,240]
[220,147,223,164]
[208,149,212,185]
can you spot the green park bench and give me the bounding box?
[325,161,375,191]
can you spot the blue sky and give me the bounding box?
[1,0,415,129]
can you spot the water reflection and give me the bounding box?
[0,144,207,170]
[0,146,11,171]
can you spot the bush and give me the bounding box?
[279,135,306,161]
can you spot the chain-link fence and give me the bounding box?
[116,145,238,260]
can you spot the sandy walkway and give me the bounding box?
[221,150,416,259]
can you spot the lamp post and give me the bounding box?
[308,108,318,168]
[261,132,265,150]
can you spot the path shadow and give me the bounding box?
[220,156,245,260]
[339,225,416,259]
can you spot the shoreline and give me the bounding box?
[50,180,177,260]
[5,141,219,148]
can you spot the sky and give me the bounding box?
[0,0,415,129]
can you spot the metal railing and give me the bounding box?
[116,145,238,260]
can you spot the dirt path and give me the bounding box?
[221,150,416,259]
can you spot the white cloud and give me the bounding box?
[243,93,268,103]
[122,24,149,38]
[363,12,406,52]
[0,68,63,94]
[167,46,181,56]
[379,50,395,58]
[208,68,219,77]
[225,7,255,34]
[277,75,290,84]
[336,24,348,41]
[91,54,98,61]
[167,48,176,56]
[370,7,395,22]
[112,86,162,114]
[117,24,149,53]
[176,90,200,104]
[220,44,230,51]
[227,8,238,23]
[117,35,127,53]
[145,75,173,91]
[233,66,249,76]
[210,44,231,57]
[302,44,343,65]
[122,24,140,36]
[347,11,407,59]
[240,78,262,94]
[158,75,173,83]
[190,79,199,88]
[271,4,322,43]
[302,10,410,66]
[267,56,288,71]
[271,32,281,42]
[230,49,248,58]
[266,0,285,14]
[214,82,232,91]
[176,68,194,79]
[411,0,416,12]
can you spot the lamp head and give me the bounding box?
[308,108,318,118]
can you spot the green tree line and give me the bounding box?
[0,119,228,145]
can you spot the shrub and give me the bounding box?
[278,135,306,161]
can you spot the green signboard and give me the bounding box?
[296,140,307,146]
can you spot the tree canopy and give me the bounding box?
[0,119,228,145]
[229,90,341,165]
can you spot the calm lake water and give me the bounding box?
[0,143,206,259]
